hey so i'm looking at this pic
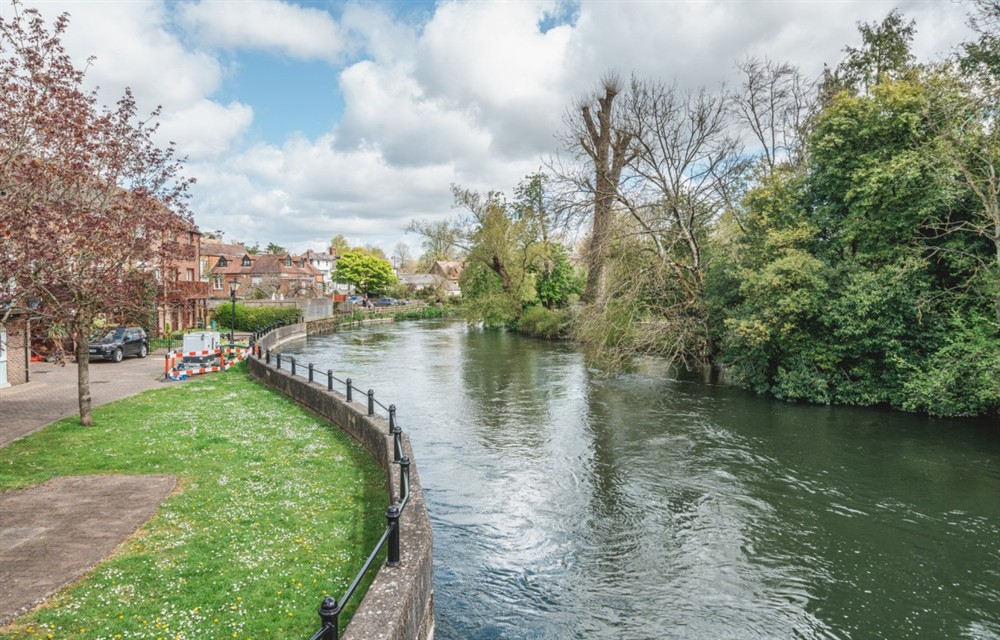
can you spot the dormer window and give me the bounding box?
[217,256,228,267]
[242,255,252,267]
[284,256,292,267]
[299,259,306,268]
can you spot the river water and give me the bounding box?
[281,320,1000,640]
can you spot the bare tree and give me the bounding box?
[620,79,742,293]
[554,74,635,303]
[574,78,744,373]
[733,57,815,173]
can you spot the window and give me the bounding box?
[212,276,222,291]
[251,276,262,285]
[242,256,252,267]
[186,268,195,281]
[284,256,292,266]
[217,256,228,267]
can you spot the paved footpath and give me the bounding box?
[0,352,195,627]
[0,351,184,446]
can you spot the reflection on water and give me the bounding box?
[282,321,1000,640]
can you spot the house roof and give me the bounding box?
[398,273,444,287]
[431,260,464,281]
[302,249,336,261]
[210,253,321,279]
[201,241,247,259]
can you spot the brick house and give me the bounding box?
[200,241,247,278]
[209,253,322,299]
[156,223,210,334]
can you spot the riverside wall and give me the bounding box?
[250,323,434,640]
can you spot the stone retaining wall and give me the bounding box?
[251,324,434,640]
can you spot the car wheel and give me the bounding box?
[138,344,148,358]
[112,347,123,363]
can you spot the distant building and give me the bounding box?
[428,260,464,296]
[397,273,443,291]
[210,253,322,299]
[302,248,350,294]
[200,241,247,279]
[156,222,210,334]
[430,260,464,283]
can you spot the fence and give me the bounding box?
[248,324,433,640]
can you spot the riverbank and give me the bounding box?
[0,364,386,639]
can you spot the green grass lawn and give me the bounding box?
[0,363,387,640]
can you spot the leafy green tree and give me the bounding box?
[836,9,916,94]
[330,234,351,255]
[333,251,396,297]
[453,185,542,323]
[535,244,582,309]
[266,242,287,254]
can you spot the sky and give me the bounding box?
[6,0,980,260]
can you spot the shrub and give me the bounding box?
[517,305,575,339]
[213,304,301,332]
[900,312,1000,417]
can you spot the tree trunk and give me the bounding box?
[75,330,93,426]
[582,187,615,303]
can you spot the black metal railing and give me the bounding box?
[254,324,413,640]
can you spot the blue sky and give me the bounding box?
[10,0,978,258]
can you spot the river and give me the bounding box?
[280,320,1000,640]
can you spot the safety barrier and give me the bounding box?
[164,346,249,381]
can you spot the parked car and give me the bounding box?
[88,327,149,362]
[346,295,366,305]
[373,297,397,307]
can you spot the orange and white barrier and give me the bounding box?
[165,346,249,381]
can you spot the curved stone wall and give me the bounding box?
[251,324,434,640]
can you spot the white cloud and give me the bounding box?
[157,100,254,160]
[335,61,492,167]
[11,0,979,256]
[177,0,345,62]
[414,1,572,158]
[26,0,223,110]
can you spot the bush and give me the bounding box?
[213,304,301,332]
[393,306,453,321]
[900,313,1000,417]
[517,305,575,339]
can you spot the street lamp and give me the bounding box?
[228,278,240,344]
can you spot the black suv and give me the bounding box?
[88,327,149,362]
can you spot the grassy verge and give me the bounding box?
[0,363,386,640]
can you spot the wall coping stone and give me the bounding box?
[251,323,434,640]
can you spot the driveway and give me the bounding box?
[0,352,185,447]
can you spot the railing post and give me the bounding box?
[346,378,353,402]
[276,353,281,370]
[327,369,333,391]
[265,348,270,364]
[318,596,339,640]
[392,424,402,462]
[386,504,401,567]
[367,389,375,416]
[308,363,314,383]
[399,455,410,501]
[290,357,296,376]
[388,404,397,435]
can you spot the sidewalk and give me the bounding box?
[0,351,184,447]
[0,352,194,626]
